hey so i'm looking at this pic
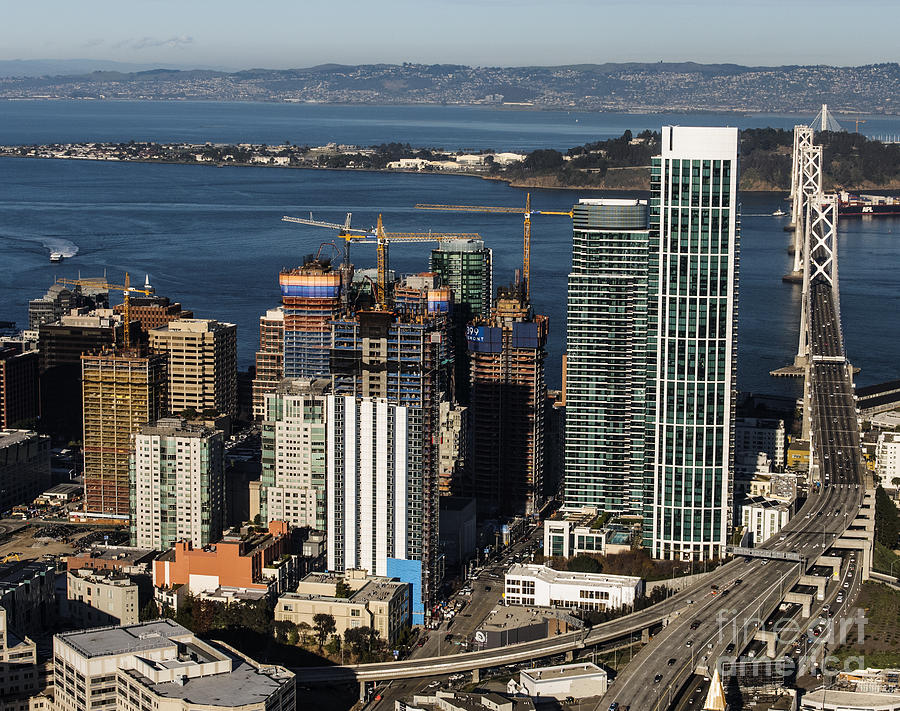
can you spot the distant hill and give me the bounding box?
[0,58,229,78]
[0,61,897,114]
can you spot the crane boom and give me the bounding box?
[414,193,573,304]
[282,212,482,310]
[56,273,152,350]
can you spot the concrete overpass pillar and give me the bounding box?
[799,575,828,600]
[641,627,650,644]
[816,556,842,577]
[565,650,574,662]
[754,629,778,658]
[359,681,368,703]
[785,591,813,618]
[472,668,480,684]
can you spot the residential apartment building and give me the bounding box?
[149,319,237,418]
[275,569,410,645]
[740,496,791,545]
[81,350,168,520]
[330,291,452,618]
[52,619,295,711]
[876,432,900,484]
[430,238,493,319]
[152,520,299,598]
[131,418,225,549]
[0,607,45,711]
[735,417,786,469]
[437,401,467,496]
[646,126,739,561]
[251,307,284,420]
[259,379,328,530]
[503,564,642,611]
[66,568,139,627]
[563,199,650,515]
[0,430,50,514]
[280,259,342,380]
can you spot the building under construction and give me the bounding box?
[468,287,548,517]
[81,350,167,520]
[329,273,454,614]
[252,307,285,420]
[280,258,343,380]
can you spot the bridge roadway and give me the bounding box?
[599,283,863,711]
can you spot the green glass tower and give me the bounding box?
[564,199,650,515]
[646,126,738,561]
[430,239,492,320]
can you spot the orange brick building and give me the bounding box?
[153,521,295,594]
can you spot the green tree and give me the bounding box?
[313,613,336,649]
[334,580,353,598]
[875,486,900,549]
[139,599,160,621]
[287,625,299,646]
[274,619,294,643]
[567,554,602,573]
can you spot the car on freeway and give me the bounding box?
[667,658,676,665]
[654,674,663,683]
[686,640,693,647]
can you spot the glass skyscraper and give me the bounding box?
[561,127,738,562]
[564,199,651,516]
[647,126,738,561]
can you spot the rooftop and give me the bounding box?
[125,658,292,708]
[800,689,900,710]
[56,619,192,658]
[505,563,641,588]
[0,559,55,592]
[521,662,607,682]
[0,429,42,448]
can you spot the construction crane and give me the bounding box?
[854,116,867,133]
[55,273,152,350]
[415,193,572,304]
[282,212,481,310]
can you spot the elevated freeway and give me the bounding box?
[598,192,869,709]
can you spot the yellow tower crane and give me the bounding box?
[282,213,481,310]
[414,193,572,304]
[55,273,153,350]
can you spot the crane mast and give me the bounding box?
[282,213,481,310]
[415,192,572,305]
[55,273,153,350]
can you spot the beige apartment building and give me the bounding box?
[275,569,409,645]
[53,619,295,711]
[149,319,237,418]
[66,568,139,627]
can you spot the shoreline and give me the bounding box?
[2,152,899,194]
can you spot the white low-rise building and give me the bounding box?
[511,662,608,700]
[876,432,900,485]
[504,564,642,611]
[741,496,791,545]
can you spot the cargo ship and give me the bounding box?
[838,190,900,218]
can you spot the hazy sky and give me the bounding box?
[4,0,897,69]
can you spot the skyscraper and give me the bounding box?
[252,307,284,420]
[131,418,225,549]
[430,239,492,319]
[559,128,738,562]
[149,319,237,418]
[82,351,168,520]
[280,259,342,380]
[646,126,738,561]
[329,276,452,613]
[563,199,651,515]
[468,289,548,517]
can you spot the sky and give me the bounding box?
[3,0,898,70]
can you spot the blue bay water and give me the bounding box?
[0,102,898,394]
